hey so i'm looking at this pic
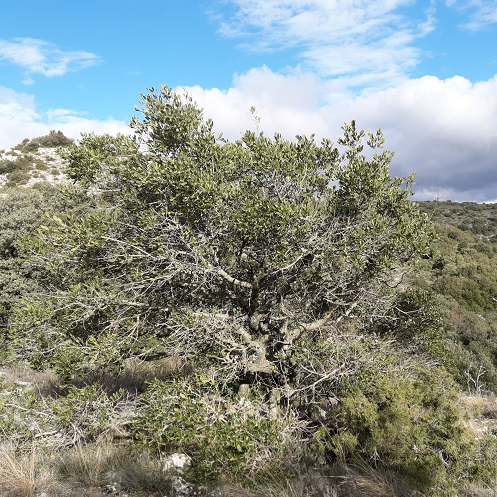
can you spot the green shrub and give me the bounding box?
[12,138,29,151]
[0,379,131,450]
[6,170,30,187]
[380,288,444,343]
[0,155,33,181]
[0,378,41,447]
[0,160,17,175]
[0,185,94,339]
[15,131,74,152]
[468,432,497,489]
[321,366,477,496]
[50,383,130,442]
[132,373,301,481]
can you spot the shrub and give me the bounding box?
[321,366,477,496]
[379,288,444,347]
[0,378,41,447]
[0,160,17,175]
[0,185,94,339]
[132,373,302,481]
[15,131,74,152]
[50,384,131,443]
[6,170,31,187]
[0,378,132,451]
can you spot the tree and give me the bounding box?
[15,86,433,408]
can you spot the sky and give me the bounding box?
[1,1,496,202]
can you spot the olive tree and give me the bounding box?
[15,86,433,407]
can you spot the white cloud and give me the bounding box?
[0,38,100,78]
[218,0,436,90]
[206,1,497,201]
[182,68,497,202]
[181,66,330,140]
[446,0,497,29]
[334,74,497,201]
[0,86,128,151]
[2,60,496,203]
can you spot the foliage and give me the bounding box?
[412,202,497,392]
[132,372,301,481]
[378,287,445,347]
[50,383,130,443]
[469,431,497,490]
[0,376,131,450]
[15,85,432,398]
[13,130,74,153]
[0,377,40,447]
[0,155,33,187]
[0,159,18,175]
[0,185,93,342]
[323,366,477,495]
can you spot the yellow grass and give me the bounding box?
[0,446,50,497]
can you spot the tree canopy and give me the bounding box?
[15,86,433,392]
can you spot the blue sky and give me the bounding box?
[1,0,497,201]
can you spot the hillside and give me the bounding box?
[413,200,497,389]
[419,200,497,240]
[0,131,71,189]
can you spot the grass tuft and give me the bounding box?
[0,446,51,497]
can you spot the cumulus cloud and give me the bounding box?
[217,0,436,91]
[0,86,128,150]
[0,38,100,78]
[334,75,497,201]
[182,66,329,140]
[201,0,497,202]
[182,68,497,202]
[2,66,496,203]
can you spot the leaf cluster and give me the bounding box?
[133,372,301,481]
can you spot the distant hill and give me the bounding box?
[412,200,497,391]
[418,200,497,240]
[0,130,72,189]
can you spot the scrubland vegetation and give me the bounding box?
[0,88,497,496]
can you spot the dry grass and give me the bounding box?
[116,450,170,493]
[462,393,497,438]
[55,443,124,488]
[0,364,60,397]
[333,464,422,497]
[55,442,171,495]
[247,464,420,497]
[0,446,52,497]
[0,443,430,497]
[0,442,168,497]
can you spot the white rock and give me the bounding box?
[162,452,192,475]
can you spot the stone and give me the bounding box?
[162,452,192,475]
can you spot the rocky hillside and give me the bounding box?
[0,131,72,189]
[419,200,497,240]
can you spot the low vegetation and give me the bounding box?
[0,87,496,496]
[0,130,69,189]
